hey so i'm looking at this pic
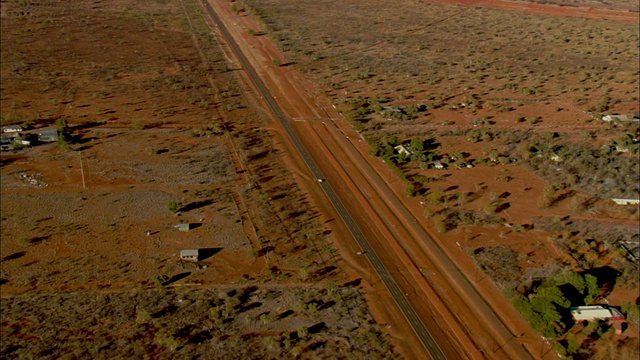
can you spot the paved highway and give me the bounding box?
[198,1,447,359]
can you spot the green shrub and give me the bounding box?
[622,301,639,327]
[166,200,183,213]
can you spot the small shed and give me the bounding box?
[2,125,23,133]
[601,114,638,123]
[39,128,58,142]
[180,249,199,262]
[570,306,624,322]
[175,223,191,231]
[394,145,413,159]
[549,152,562,162]
[611,198,640,205]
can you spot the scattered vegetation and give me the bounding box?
[166,200,184,213]
[0,286,399,359]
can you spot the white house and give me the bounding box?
[611,198,640,205]
[570,306,625,322]
[549,152,562,162]
[2,125,23,133]
[394,145,413,159]
[175,223,191,231]
[602,114,638,123]
[180,249,199,262]
[38,128,58,142]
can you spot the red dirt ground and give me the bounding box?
[207,0,638,358]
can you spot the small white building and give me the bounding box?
[175,223,191,231]
[2,125,23,133]
[394,145,413,159]
[602,114,639,123]
[180,249,199,262]
[611,198,640,205]
[39,128,58,142]
[549,152,562,162]
[570,306,625,322]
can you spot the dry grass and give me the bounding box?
[1,1,396,358]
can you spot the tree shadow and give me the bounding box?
[464,191,482,204]
[289,210,306,218]
[199,247,222,261]
[582,266,621,298]
[174,324,196,338]
[0,158,17,167]
[343,278,361,287]
[189,331,213,344]
[308,322,326,334]
[278,309,294,320]
[423,139,440,151]
[318,300,335,311]
[29,235,50,245]
[257,246,275,257]
[180,199,214,212]
[494,202,511,213]
[549,189,577,207]
[238,301,262,314]
[164,272,191,285]
[559,283,586,306]
[315,265,337,277]
[2,251,26,261]
[71,121,105,131]
[152,304,178,318]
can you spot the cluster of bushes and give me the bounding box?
[0,285,399,359]
[470,245,523,289]
[368,135,443,196]
[509,271,600,339]
[439,208,502,232]
[379,104,426,121]
[501,130,639,199]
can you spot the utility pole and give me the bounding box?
[79,151,86,189]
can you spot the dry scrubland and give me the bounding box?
[1,0,397,358]
[238,0,639,357]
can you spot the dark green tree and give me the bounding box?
[410,138,424,151]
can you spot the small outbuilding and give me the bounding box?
[570,305,625,322]
[180,249,199,262]
[175,223,191,232]
[601,114,639,123]
[394,145,413,159]
[2,125,23,133]
[611,198,640,205]
[39,127,58,142]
